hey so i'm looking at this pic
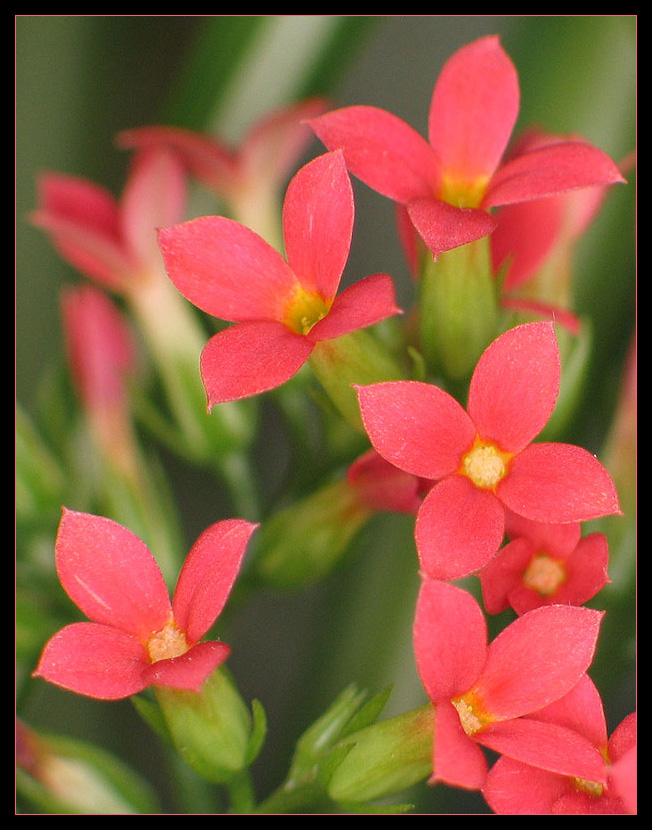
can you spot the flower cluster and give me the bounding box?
[21,31,635,815]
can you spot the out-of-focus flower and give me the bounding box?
[60,284,139,481]
[478,511,610,615]
[482,675,636,814]
[33,508,257,700]
[158,150,401,409]
[118,97,329,247]
[413,579,606,791]
[356,322,621,580]
[310,36,624,260]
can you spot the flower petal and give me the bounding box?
[430,700,488,790]
[527,674,608,750]
[483,141,626,209]
[355,380,475,480]
[142,641,231,692]
[120,148,187,273]
[406,197,496,258]
[31,173,132,290]
[309,105,439,202]
[478,537,535,615]
[429,35,519,187]
[173,519,258,644]
[308,273,401,341]
[158,215,297,322]
[498,442,622,523]
[416,476,506,580]
[467,322,560,452]
[55,508,172,641]
[483,756,571,815]
[473,604,603,720]
[414,580,487,703]
[200,321,314,406]
[479,718,607,784]
[32,622,149,700]
[282,151,354,299]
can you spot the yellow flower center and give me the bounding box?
[461,438,512,490]
[284,285,331,335]
[451,691,492,736]
[573,777,604,798]
[439,173,490,209]
[523,553,567,596]
[146,621,189,663]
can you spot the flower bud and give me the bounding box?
[328,704,434,805]
[153,667,262,784]
[16,719,159,814]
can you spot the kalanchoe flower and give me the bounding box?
[356,321,621,580]
[478,511,610,616]
[118,97,329,247]
[158,150,401,408]
[413,579,606,791]
[310,35,625,260]
[33,509,257,700]
[31,147,186,297]
[482,674,637,814]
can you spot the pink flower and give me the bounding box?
[310,36,625,259]
[346,449,429,515]
[157,150,401,407]
[482,674,637,814]
[478,511,610,615]
[356,321,621,580]
[33,509,257,700]
[414,579,606,791]
[30,148,187,296]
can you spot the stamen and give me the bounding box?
[284,286,331,335]
[523,553,567,596]
[461,439,511,490]
[147,621,189,663]
[452,694,488,736]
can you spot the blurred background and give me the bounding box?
[16,16,635,814]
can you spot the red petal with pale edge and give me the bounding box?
[414,580,487,703]
[356,381,475,480]
[142,641,231,692]
[309,273,401,341]
[478,718,607,784]
[173,519,258,644]
[282,151,353,299]
[483,141,625,209]
[473,604,603,720]
[32,622,149,700]
[498,442,622,523]
[55,509,172,642]
[309,106,439,203]
[430,700,488,790]
[158,216,297,322]
[428,35,519,185]
[416,476,506,580]
[200,321,314,406]
[527,674,608,750]
[467,322,560,453]
[406,197,496,258]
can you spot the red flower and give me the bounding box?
[32,509,257,700]
[478,511,610,615]
[482,675,637,814]
[30,148,187,296]
[157,150,401,407]
[414,580,606,791]
[310,36,624,259]
[356,321,621,580]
